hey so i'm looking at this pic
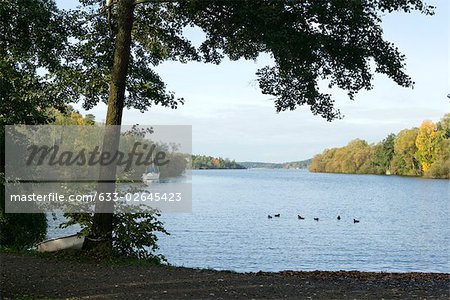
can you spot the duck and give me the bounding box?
[314,217,319,221]
[268,215,273,219]
[337,215,341,220]
[298,215,305,220]
[353,218,360,223]
[274,214,281,218]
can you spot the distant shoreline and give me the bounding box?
[191,168,448,180]
[309,170,450,180]
[191,155,312,170]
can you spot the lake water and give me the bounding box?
[48,169,450,273]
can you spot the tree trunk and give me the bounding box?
[83,0,135,252]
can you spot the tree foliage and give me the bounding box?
[0,0,70,125]
[48,106,96,125]
[415,120,442,172]
[61,205,168,260]
[309,139,375,174]
[310,114,450,179]
[0,0,72,250]
[391,128,420,176]
[0,206,47,250]
[239,160,311,169]
[175,0,434,120]
[192,155,245,169]
[371,133,396,173]
[56,0,436,121]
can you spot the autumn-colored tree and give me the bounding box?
[48,106,96,125]
[309,148,338,173]
[309,153,325,172]
[415,121,441,172]
[310,115,449,178]
[425,114,450,178]
[345,139,373,173]
[309,139,375,174]
[212,158,220,168]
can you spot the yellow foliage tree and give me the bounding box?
[212,158,220,167]
[415,120,441,172]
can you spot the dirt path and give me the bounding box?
[1,253,449,299]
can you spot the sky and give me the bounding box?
[59,0,449,163]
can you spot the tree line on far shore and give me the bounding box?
[309,114,450,179]
[192,155,245,169]
[239,160,311,169]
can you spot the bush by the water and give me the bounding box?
[0,210,48,250]
[62,204,168,261]
[0,180,47,250]
[0,169,47,250]
[0,125,48,250]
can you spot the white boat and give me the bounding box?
[142,161,160,182]
[36,233,85,252]
[142,172,160,182]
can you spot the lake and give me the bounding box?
[48,169,449,273]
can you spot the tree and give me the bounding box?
[372,133,396,174]
[309,139,375,174]
[0,0,70,249]
[309,114,449,178]
[415,120,440,172]
[436,113,450,138]
[343,139,372,173]
[0,0,70,126]
[61,0,435,121]
[56,0,434,251]
[425,114,450,178]
[84,114,96,125]
[391,128,421,176]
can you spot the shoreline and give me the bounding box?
[193,168,449,180]
[1,253,449,299]
[308,169,449,180]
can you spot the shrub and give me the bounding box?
[425,157,450,179]
[61,204,169,261]
[0,175,48,250]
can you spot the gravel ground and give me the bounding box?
[1,253,449,299]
